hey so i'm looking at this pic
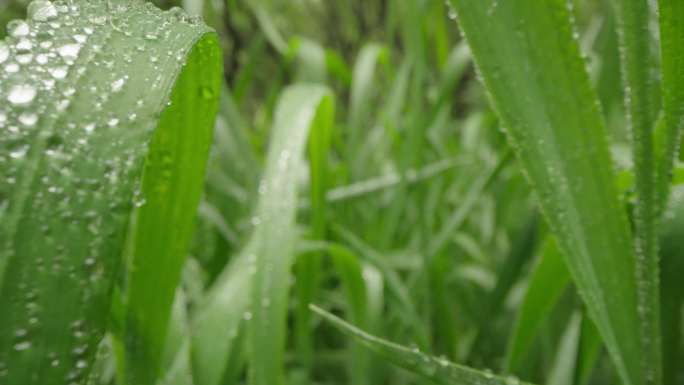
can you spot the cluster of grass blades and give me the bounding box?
[1,0,684,385]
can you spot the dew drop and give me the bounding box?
[28,0,58,21]
[7,20,30,37]
[57,43,81,61]
[110,77,125,92]
[19,112,38,127]
[13,341,32,351]
[50,66,68,79]
[8,84,37,105]
[5,63,19,73]
[0,42,9,63]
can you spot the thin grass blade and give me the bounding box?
[311,304,534,385]
[448,1,643,384]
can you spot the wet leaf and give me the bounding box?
[0,2,221,384]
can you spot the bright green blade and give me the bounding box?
[656,0,684,206]
[0,2,221,385]
[116,26,221,385]
[547,312,582,385]
[659,187,684,385]
[311,304,534,385]
[448,2,642,385]
[506,238,570,373]
[190,85,333,385]
[248,84,333,385]
[575,315,602,385]
[609,1,661,382]
[190,252,250,385]
[294,77,334,373]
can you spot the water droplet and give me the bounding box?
[16,38,33,52]
[5,62,20,73]
[13,341,32,351]
[0,42,9,63]
[50,66,68,79]
[57,43,81,61]
[7,20,30,37]
[28,0,58,21]
[111,77,125,92]
[19,112,38,126]
[8,84,37,105]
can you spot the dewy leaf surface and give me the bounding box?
[248,85,333,385]
[448,1,642,385]
[0,2,221,384]
[311,304,534,385]
[190,84,334,385]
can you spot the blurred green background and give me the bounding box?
[2,1,682,384]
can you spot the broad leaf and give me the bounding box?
[0,2,221,385]
[448,1,643,385]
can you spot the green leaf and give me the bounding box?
[248,84,333,385]
[190,84,334,385]
[547,312,582,385]
[0,2,221,385]
[656,0,684,206]
[293,75,334,374]
[505,238,570,373]
[448,2,643,385]
[575,315,602,385]
[659,187,684,385]
[311,304,533,385]
[609,0,662,382]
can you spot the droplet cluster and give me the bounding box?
[0,0,209,382]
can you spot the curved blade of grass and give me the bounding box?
[298,240,374,385]
[117,25,221,385]
[609,1,662,382]
[294,78,334,373]
[547,312,582,385]
[190,252,251,385]
[248,84,333,385]
[311,304,534,385]
[0,2,220,385]
[190,84,334,385]
[575,315,602,385]
[506,238,571,373]
[348,43,387,170]
[289,37,327,84]
[448,2,643,385]
[659,187,684,385]
[655,1,684,207]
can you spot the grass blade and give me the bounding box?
[0,3,220,384]
[190,85,333,385]
[246,85,333,385]
[609,1,662,382]
[294,78,334,372]
[505,238,571,373]
[547,312,582,385]
[658,187,684,385]
[311,304,533,385]
[656,1,684,206]
[448,1,643,384]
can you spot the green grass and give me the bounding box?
[1,1,683,385]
